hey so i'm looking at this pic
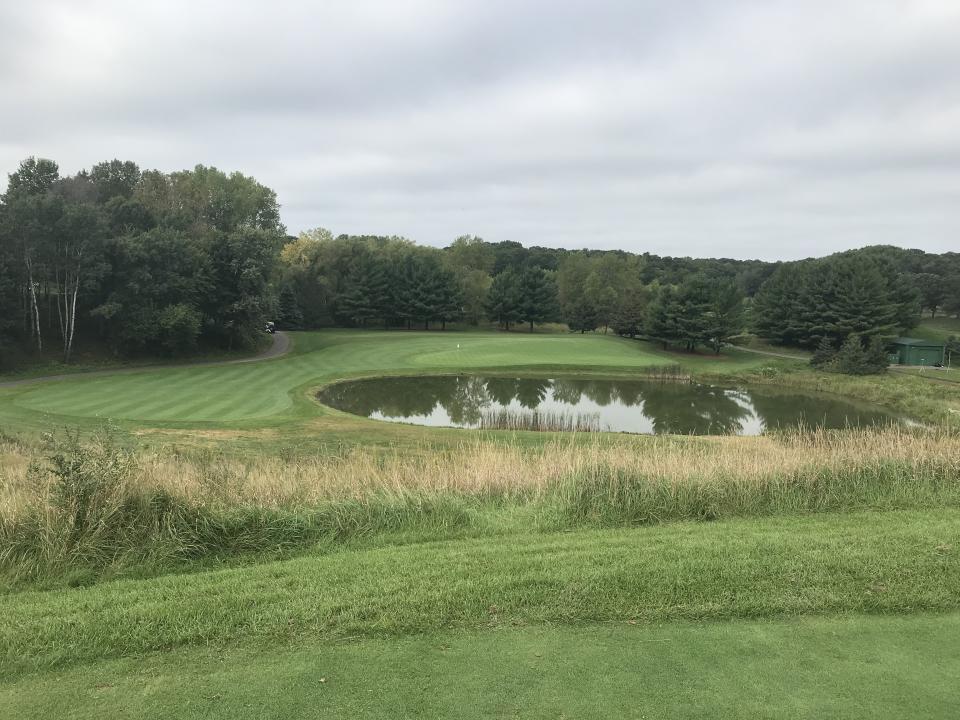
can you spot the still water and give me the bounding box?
[318,375,901,436]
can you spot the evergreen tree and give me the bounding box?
[674,275,715,350]
[810,336,836,369]
[517,266,557,332]
[704,279,745,353]
[645,286,681,349]
[822,333,888,376]
[276,284,304,330]
[434,267,463,330]
[610,285,649,338]
[752,252,918,349]
[567,297,599,333]
[485,270,522,330]
[339,252,391,326]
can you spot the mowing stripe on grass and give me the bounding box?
[7,331,770,426]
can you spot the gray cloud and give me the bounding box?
[1,0,959,259]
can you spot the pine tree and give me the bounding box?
[432,265,463,330]
[609,286,649,338]
[485,270,522,330]
[752,253,919,349]
[517,266,557,332]
[276,284,303,330]
[674,275,714,351]
[810,336,836,369]
[645,286,681,349]
[704,279,744,353]
[567,297,598,333]
[823,333,888,375]
[826,334,869,375]
[338,253,389,326]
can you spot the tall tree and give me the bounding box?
[92,227,211,353]
[610,283,650,338]
[485,270,522,330]
[752,252,917,349]
[704,279,745,353]
[517,266,558,332]
[52,201,107,362]
[207,228,281,349]
[338,251,390,327]
[90,160,141,202]
[567,296,599,334]
[444,235,494,325]
[645,286,682,349]
[2,158,61,352]
[908,272,946,319]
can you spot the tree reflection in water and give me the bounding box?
[318,375,900,436]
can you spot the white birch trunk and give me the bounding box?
[66,273,79,363]
[25,256,41,352]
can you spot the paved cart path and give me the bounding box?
[729,345,808,360]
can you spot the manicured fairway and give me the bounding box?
[0,331,769,426]
[4,613,959,720]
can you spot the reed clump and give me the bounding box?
[478,408,603,432]
[1,425,958,580]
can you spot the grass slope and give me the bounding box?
[1,331,762,423]
[5,330,957,446]
[4,613,959,719]
[3,509,958,673]
[914,316,960,343]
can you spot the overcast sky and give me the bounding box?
[1,1,958,260]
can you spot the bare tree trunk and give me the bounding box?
[56,269,65,352]
[65,275,78,363]
[55,247,82,363]
[25,256,41,352]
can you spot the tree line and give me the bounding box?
[751,249,936,372]
[275,232,755,351]
[0,157,284,362]
[3,155,959,369]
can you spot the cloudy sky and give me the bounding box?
[2,1,959,259]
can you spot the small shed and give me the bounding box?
[888,337,945,366]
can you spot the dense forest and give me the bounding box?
[2,157,959,372]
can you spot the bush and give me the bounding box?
[814,334,888,375]
[157,303,202,355]
[810,337,836,369]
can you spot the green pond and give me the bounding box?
[318,375,902,436]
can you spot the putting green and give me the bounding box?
[3,331,765,424]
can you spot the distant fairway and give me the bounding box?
[2,331,767,425]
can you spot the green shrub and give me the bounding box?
[157,303,202,355]
[815,333,888,375]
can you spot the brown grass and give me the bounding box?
[3,426,958,517]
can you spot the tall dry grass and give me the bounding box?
[1,426,959,579]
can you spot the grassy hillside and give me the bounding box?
[3,330,960,718]
[0,330,777,443]
[3,509,959,717]
[5,331,766,422]
[3,509,958,668]
[914,315,960,343]
[5,329,958,449]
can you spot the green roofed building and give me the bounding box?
[887,337,946,366]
